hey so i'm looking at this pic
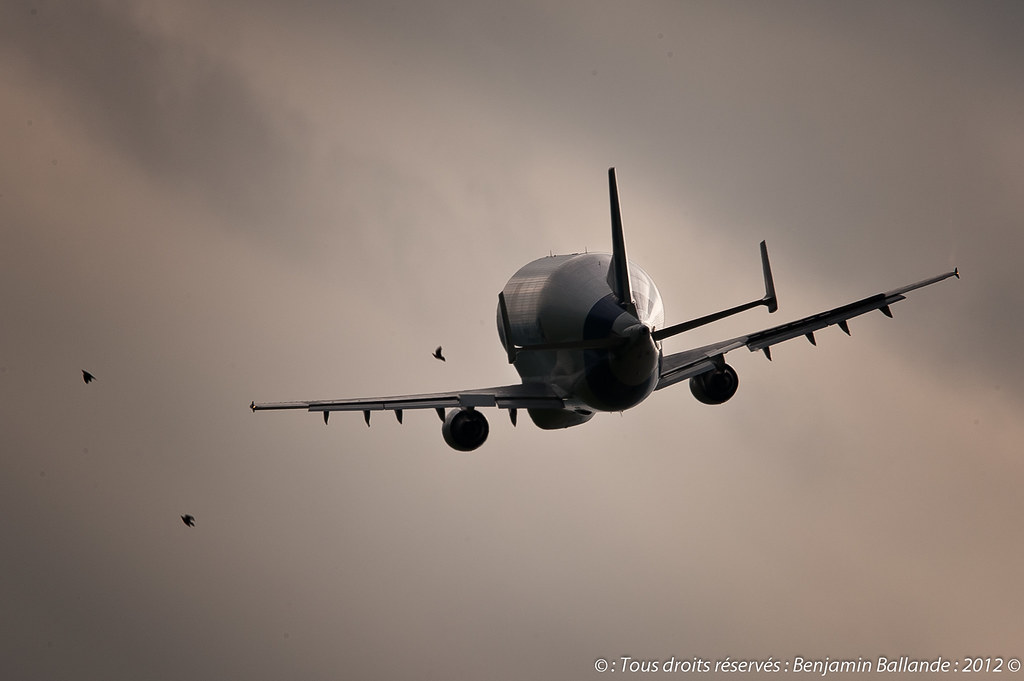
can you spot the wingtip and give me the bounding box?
[249,401,256,412]
[954,267,960,279]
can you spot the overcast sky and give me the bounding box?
[2,1,1022,678]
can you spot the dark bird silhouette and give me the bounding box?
[433,346,446,362]
[82,370,95,384]
[181,514,195,527]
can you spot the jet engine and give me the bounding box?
[442,408,490,451]
[689,363,739,405]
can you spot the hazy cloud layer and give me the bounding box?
[1,1,1022,679]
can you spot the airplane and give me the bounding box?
[251,168,958,451]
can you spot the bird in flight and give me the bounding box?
[181,514,195,527]
[433,346,446,362]
[82,370,95,384]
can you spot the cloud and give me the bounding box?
[0,0,310,243]
[2,1,1022,679]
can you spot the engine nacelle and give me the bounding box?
[442,408,490,451]
[689,363,739,405]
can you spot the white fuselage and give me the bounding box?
[497,253,665,429]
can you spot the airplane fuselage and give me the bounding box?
[498,252,665,428]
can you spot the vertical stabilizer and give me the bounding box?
[607,168,638,317]
[759,240,778,313]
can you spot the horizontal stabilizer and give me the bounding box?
[652,240,778,342]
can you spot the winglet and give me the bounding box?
[760,240,778,313]
[607,168,638,317]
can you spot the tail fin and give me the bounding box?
[760,240,778,313]
[606,168,638,317]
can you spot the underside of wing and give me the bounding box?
[742,268,959,360]
[656,339,747,389]
[657,268,958,390]
[251,382,564,416]
[251,382,565,450]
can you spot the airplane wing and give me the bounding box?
[251,382,564,424]
[657,268,959,390]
